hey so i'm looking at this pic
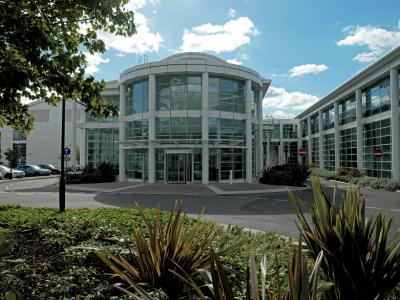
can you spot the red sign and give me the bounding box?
[299,147,306,157]
[373,149,383,158]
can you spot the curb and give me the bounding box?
[0,175,59,184]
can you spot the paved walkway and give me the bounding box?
[65,181,309,195]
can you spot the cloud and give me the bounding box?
[263,87,319,111]
[337,25,400,62]
[84,52,110,74]
[289,64,328,77]
[180,17,259,53]
[269,110,296,119]
[125,0,159,10]
[227,8,236,18]
[96,12,163,54]
[227,58,242,65]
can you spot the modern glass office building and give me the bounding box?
[79,53,271,183]
[296,45,400,181]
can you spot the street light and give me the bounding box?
[59,96,66,212]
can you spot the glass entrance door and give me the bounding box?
[166,153,192,183]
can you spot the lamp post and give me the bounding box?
[59,96,66,212]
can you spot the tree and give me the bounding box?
[4,148,22,168]
[0,0,136,132]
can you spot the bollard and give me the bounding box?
[229,170,233,185]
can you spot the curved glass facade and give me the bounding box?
[208,76,245,113]
[126,79,149,115]
[156,75,202,111]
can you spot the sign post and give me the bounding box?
[373,148,383,180]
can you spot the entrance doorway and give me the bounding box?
[209,154,219,181]
[166,153,192,183]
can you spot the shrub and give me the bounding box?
[337,167,362,178]
[311,168,335,179]
[259,164,310,187]
[289,176,400,300]
[70,162,117,184]
[97,201,241,298]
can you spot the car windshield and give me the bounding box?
[47,164,55,169]
[0,166,11,172]
[30,165,40,170]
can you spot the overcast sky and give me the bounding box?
[86,0,400,118]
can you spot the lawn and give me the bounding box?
[0,205,293,299]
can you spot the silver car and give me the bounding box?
[0,165,25,179]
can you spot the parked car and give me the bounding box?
[15,165,51,177]
[0,165,25,179]
[38,164,60,175]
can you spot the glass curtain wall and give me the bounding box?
[126,120,148,140]
[322,106,334,130]
[339,127,357,169]
[220,148,245,179]
[310,114,319,134]
[311,137,319,165]
[156,117,201,140]
[323,133,335,171]
[209,118,245,141]
[208,76,245,113]
[282,124,297,139]
[363,118,391,178]
[86,128,119,166]
[125,149,148,180]
[339,96,356,125]
[283,142,298,165]
[362,77,390,117]
[13,143,26,165]
[126,79,149,115]
[156,75,202,111]
[301,120,308,137]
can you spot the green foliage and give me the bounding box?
[337,167,362,178]
[70,161,118,183]
[0,0,136,132]
[259,164,310,187]
[312,168,400,191]
[289,176,400,300]
[180,237,325,300]
[0,205,291,299]
[98,201,242,298]
[3,148,22,168]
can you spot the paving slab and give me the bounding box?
[119,183,215,194]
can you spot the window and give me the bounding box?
[155,117,201,140]
[339,127,357,169]
[363,118,391,178]
[283,142,298,165]
[311,137,319,166]
[126,79,149,115]
[301,120,308,137]
[251,89,258,118]
[208,76,245,113]
[125,149,148,180]
[156,75,202,111]
[86,128,119,166]
[362,77,390,117]
[13,143,26,165]
[87,95,119,123]
[209,118,245,141]
[282,124,297,139]
[220,148,245,180]
[323,133,335,171]
[301,140,308,164]
[126,120,148,140]
[13,130,25,141]
[310,114,319,134]
[322,106,334,130]
[338,96,356,125]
